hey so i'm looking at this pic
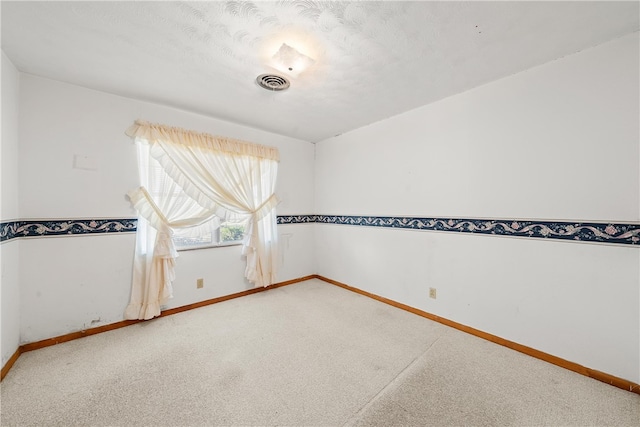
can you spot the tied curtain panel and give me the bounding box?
[124,120,280,321]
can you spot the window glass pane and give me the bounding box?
[220,222,246,243]
[172,218,246,249]
[144,148,247,250]
[173,218,220,249]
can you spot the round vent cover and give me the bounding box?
[256,74,290,91]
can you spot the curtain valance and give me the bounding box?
[126,120,280,162]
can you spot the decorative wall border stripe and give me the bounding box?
[2,215,638,246]
[276,214,317,225]
[0,216,315,242]
[315,215,640,246]
[0,219,137,242]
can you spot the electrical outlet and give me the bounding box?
[429,287,437,299]
[197,278,204,289]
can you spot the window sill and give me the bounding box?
[176,241,243,252]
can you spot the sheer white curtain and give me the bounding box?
[125,120,280,320]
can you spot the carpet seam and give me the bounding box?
[340,329,449,427]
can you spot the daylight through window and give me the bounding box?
[144,146,246,250]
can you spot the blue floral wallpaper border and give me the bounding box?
[276,215,317,225]
[2,215,639,246]
[1,219,137,242]
[313,215,640,246]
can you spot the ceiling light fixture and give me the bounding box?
[270,43,315,77]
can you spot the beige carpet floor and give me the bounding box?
[1,279,638,426]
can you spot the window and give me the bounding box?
[141,141,246,251]
[126,120,280,320]
[172,218,246,250]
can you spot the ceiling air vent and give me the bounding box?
[256,74,290,91]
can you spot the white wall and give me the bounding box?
[1,51,21,366]
[17,75,315,343]
[315,33,639,383]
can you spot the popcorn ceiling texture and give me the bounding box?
[1,1,638,141]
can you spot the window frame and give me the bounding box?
[173,220,246,252]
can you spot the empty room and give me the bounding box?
[1,1,639,425]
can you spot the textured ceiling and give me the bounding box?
[2,1,639,142]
